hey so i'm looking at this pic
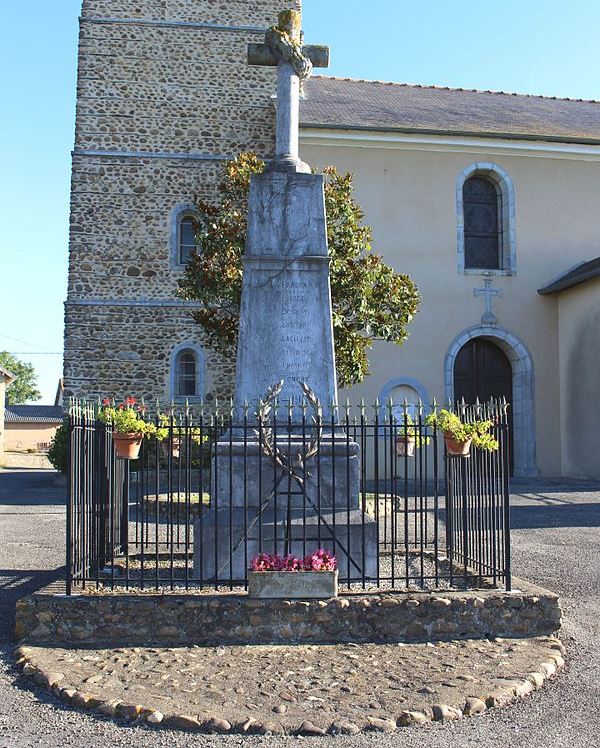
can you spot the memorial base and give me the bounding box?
[193,506,378,582]
[210,436,360,509]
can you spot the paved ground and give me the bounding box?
[19,637,563,732]
[1,468,599,747]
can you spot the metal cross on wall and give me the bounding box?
[248,9,329,173]
[473,274,503,325]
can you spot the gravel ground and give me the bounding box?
[1,468,599,747]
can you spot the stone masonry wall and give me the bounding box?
[81,0,301,26]
[15,578,561,646]
[64,304,235,403]
[65,0,301,402]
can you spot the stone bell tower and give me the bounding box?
[64,0,302,404]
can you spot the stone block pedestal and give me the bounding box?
[193,506,377,582]
[210,435,360,509]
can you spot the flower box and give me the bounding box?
[248,570,339,599]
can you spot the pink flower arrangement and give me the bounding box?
[250,549,336,572]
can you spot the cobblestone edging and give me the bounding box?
[15,577,561,647]
[13,639,566,735]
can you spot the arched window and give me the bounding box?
[170,343,205,401]
[456,163,516,275]
[178,214,199,266]
[170,203,200,268]
[463,176,502,270]
[378,377,430,424]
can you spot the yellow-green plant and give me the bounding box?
[393,412,431,449]
[426,409,499,452]
[155,413,208,445]
[98,397,157,437]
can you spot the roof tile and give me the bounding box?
[301,77,600,143]
[4,405,64,424]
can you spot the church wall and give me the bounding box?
[64,303,234,404]
[303,137,600,476]
[557,277,600,480]
[65,0,299,404]
[67,155,223,300]
[81,1,301,27]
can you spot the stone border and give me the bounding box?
[13,640,566,735]
[15,576,561,647]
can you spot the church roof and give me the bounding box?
[301,77,600,144]
[0,366,15,383]
[538,257,600,295]
[4,405,64,424]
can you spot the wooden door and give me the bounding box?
[453,338,513,472]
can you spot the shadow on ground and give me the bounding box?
[510,503,600,529]
[0,568,65,640]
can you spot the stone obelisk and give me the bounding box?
[236,10,334,410]
[194,11,376,581]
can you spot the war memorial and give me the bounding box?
[14,6,564,738]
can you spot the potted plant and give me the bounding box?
[394,414,431,457]
[98,397,156,460]
[248,549,338,599]
[156,414,182,458]
[426,409,499,457]
[155,413,208,458]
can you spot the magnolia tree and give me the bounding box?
[178,153,420,389]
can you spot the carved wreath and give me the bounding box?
[255,380,322,487]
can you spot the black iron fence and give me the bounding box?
[66,399,511,593]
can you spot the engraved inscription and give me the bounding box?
[236,263,337,410]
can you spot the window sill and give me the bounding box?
[462,268,516,277]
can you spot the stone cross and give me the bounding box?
[474,274,503,325]
[248,9,329,173]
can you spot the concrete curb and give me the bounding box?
[13,639,566,736]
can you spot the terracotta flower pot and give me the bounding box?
[395,436,416,457]
[113,432,143,460]
[444,433,472,457]
[161,438,181,459]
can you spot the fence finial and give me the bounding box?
[344,397,351,419]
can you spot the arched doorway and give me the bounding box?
[454,338,514,472]
[445,325,537,477]
[454,339,512,405]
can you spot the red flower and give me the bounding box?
[102,398,111,406]
[125,396,137,407]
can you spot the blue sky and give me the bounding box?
[1,1,599,403]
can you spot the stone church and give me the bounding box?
[64,0,600,479]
